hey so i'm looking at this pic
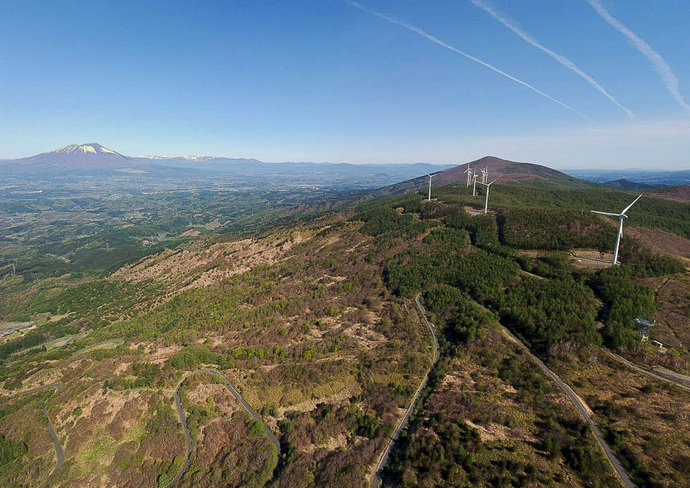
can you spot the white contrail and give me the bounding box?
[587,0,690,112]
[470,0,634,120]
[344,1,588,119]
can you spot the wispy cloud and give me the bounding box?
[587,0,690,112]
[344,1,588,120]
[470,0,634,119]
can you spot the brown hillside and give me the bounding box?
[649,185,690,203]
[625,226,690,261]
[435,156,584,187]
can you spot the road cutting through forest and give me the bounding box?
[500,327,635,488]
[166,368,281,488]
[606,350,690,392]
[370,294,440,488]
[368,293,636,488]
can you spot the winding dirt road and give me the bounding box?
[607,351,690,392]
[8,384,64,488]
[166,368,281,488]
[40,405,65,487]
[501,327,635,488]
[370,295,440,488]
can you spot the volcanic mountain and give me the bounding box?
[0,143,146,174]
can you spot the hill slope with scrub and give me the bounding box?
[1,176,689,487]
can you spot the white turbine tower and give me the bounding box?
[422,170,435,201]
[591,194,643,265]
[472,173,478,196]
[464,164,473,187]
[481,167,488,184]
[478,177,500,214]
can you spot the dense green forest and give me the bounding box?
[432,183,690,239]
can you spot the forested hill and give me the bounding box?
[375,156,596,197]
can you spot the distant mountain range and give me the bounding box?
[0,143,456,191]
[564,168,690,188]
[3,144,687,196]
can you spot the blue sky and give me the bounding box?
[1,0,689,169]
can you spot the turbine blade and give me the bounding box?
[422,170,431,177]
[621,194,643,215]
[591,210,621,217]
[487,177,501,185]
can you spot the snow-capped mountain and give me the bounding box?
[55,143,125,157]
[1,143,139,173]
[0,144,264,174]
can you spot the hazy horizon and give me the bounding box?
[1,1,689,169]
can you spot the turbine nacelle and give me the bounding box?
[480,167,489,184]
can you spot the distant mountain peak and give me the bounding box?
[410,155,592,190]
[4,142,134,173]
[138,154,216,162]
[56,143,122,156]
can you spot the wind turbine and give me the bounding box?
[472,173,478,196]
[591,194,642,265]
[477,177,500,214]
[464,164,473,187]
[422,170,435,201]
[481,167,488,184]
